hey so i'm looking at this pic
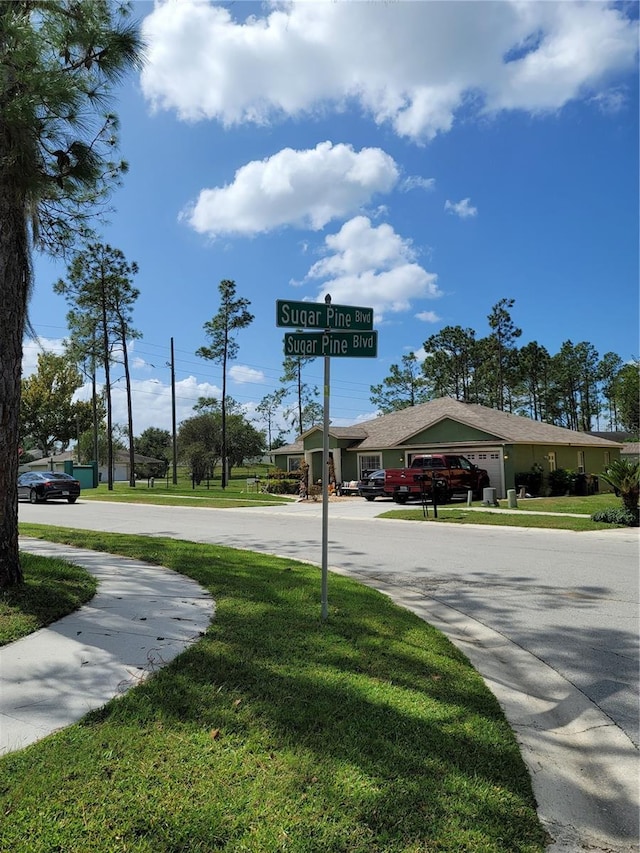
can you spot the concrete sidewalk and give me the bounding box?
[0,538,214,755]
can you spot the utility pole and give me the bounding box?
[170,337,178,485]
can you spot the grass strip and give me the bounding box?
[0,554,97,645]
[495,494,619,514]
[378,509,625,530]
[4,524,547,853]
[80,483,291,509]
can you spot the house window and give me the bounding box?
[577,451,585,474]
[604,451,610,467]
[548,451,557,472]
[358,454,381,476]
[288,456,302,473]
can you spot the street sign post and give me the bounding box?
[283,330,377,358]
[277,294,377,622]
[276,299,374,331]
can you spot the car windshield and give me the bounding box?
[38,472,75,481]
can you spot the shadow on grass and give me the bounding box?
[5,529,547,852]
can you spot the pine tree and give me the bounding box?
[196,280,254,488]
[0,1,141,587]
[54,243,140,490]
[370,353,430,412]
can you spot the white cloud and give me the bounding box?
[589,87,627,114]
[305,216,440,320]
[489,2,637,113]
[230,364,265,384]
[400,176,436,193]
[445,198,478,219]
[141,0,638,142]
[107,376,221,434]
[416,311,441,323]
[22,338,66,377]
[184,142,399,236]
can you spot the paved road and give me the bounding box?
[19,498,639,851]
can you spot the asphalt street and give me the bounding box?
[18,497,640,852]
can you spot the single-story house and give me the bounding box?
[21,449,165,483]
[589,432,639,464]
[620,442,640,463]
[272,397,623,499]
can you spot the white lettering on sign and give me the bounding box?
[285,335,320,357]
[321,334,348,355]
[280,304,323,328]
[326,306,351,329]
[355,310,373,325]
[354,334,375,348]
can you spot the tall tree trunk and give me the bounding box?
[0,194,28,587]
[119,319,135,487]
[100,268,113,490]
[91,361,99,475]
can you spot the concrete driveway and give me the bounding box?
[19,497,639,852]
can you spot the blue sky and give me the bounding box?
[26,0,639,439]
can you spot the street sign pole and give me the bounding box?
[321,295,330,622]
[276,294,376,623]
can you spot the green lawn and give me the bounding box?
[81,476,292,508]
[0,553,97,645]
[4,524,547,853]
[496,493,619,514]
[379,508,623,531]
[379,493,631,530]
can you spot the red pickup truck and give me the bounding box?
[384,454,490,504]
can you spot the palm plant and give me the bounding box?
[600,460,640,523]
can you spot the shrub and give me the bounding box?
[266,468,290,480]
[547,468,572,496]
[515,464,543,495]
[261,479,299,495]
[591,508,639,526]
[308,484,322,501]
[599,460,640,521]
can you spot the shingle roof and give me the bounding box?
[589,431,635,442]
[350,398,623,449]
[620,442,640,457]
[273,398,623,455]
[273,426,367,455]
[272,440,303,455]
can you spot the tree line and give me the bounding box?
[18,273,320,485]
[370,298,639,435]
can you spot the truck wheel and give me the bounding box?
[364,495,375,502]
[394,494,408,504]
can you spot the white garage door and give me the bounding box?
[462,449,504,498]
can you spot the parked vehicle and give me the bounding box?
[18,471,81,504]
[358,469,387,501]
[384,454,490,504]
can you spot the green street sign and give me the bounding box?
[284,331,378,358]
[276,299,374,331]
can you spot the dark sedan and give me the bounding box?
[18,471,81,504]
[358,469,387,501]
